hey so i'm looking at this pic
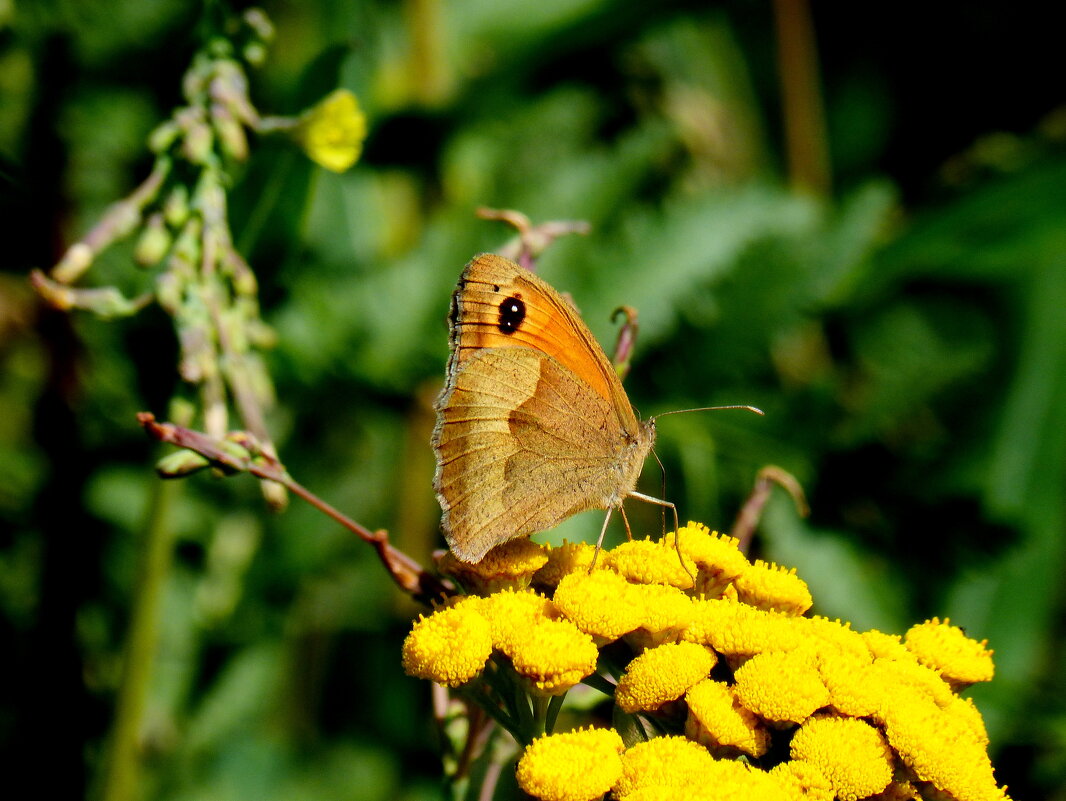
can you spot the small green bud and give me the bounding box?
[156,449,212,478]
[134,213,172,266]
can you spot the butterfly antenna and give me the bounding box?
[652,404,764,420]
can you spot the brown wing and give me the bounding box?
[433,347,652,563]
[446,253,640,435]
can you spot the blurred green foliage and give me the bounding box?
[3,0,1065,799]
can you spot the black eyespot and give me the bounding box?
[498,294,526,334]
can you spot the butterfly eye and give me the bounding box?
[497,295,526,334]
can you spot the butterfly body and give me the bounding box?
[432,253,655,563]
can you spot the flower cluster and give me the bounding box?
[402,524,1009,801]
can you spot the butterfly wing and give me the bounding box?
[433,346,650,562]
[446,253,640,434]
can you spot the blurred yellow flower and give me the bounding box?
[615,641,715,713]
[401,603,491,687]
[904,617,995,686]
[293,88,366,172]
[516,727,624,801]
[790,715,893,801]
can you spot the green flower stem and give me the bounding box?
[544,693,565,734]
[97,475,181,801]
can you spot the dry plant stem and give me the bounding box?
[773,0,830,195]
[137,413,450,601]
[730,465,810,553]
[611,305,639,379]
[98,477,181,801]
[476,207,590,269]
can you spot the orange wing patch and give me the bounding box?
[448,253,619,407]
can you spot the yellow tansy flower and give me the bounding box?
[608,538,694,589]
[293,88,366,172]
[516,727,624,801]
[626,582,696,649]
[440,538,549,594]
[662,523,749,597]
[876,778,923,800]
[615,641,715,713]
[770,759,834,801]
[871,656,955,708]
[733,648,829,724]
[503,617,598,695]
[615,736,718,796]
[401,604,492,687]
[684,678,769,758]
[475,588,558,651]
[682,598,803,657]
[734,559,813,615]
[879,688,1009,801]
[799,616,871,661]
[903,617,995,686]
[790,715,893,801]
[817,650,883,718]
[552,569,643,642]
[533,541,598,588]
[862,629,911,661]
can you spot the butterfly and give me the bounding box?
[432,253,672,562]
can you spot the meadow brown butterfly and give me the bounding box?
[432,253,666,563]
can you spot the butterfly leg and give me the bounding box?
[588,506,614,572]
[625,491,692,583]
[619,503,634,542]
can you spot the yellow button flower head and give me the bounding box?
[684,678,769,758]
[903,617,995,686]
[770,759,834,801]
[533,541,598,589]
[626,582,696,649]
[800,616,871,660]
[503,617,598,695]
[615,641,715,713]
[682,598,803,657]
[608,538,694,589]
[516,727,624,801]
[552,569,643,642]
[733,648,829,724]
[789,715,893,801]
[293,89,367,172]
[879,688,1010,801]
[475,588,558,651]
[862,629,912,661]
[817,650,883,718]
[662,523,749,597]
[615,736,718,796]
[734,559,813,615]
[440,538,549,595]
[401,603,492,687]
[871,655,955,708]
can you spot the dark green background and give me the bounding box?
[2,1,1064,798]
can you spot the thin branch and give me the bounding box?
[136,412,451,601]
[731,465,809,553]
